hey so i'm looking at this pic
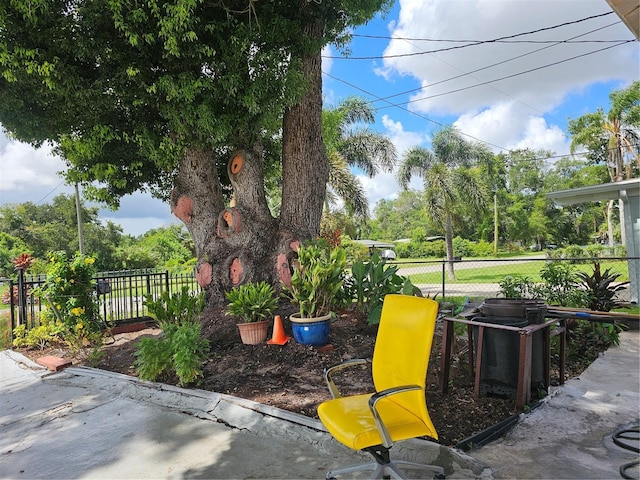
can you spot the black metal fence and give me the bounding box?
[7,269,200,333]
[4,256,636,335]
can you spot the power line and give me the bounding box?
[380,40,634,109]
[325,11,621,60]
[323,71,638,163]
[372,22,623,105]
[352,35,631,44]
[35,181,66,205]
[323,71,510,153]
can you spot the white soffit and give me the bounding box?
[547,178,640,206]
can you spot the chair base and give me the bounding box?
[326,446,445,480]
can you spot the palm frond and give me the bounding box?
[396,146,434,188]
[340,129,397,176]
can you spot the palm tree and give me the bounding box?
[397,126,491,279]
[322,96,396,220]
[568,81,640,246]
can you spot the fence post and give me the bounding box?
[17,268,27,329]
[164,271,170,294]
[9,279,15,342]
[441,261,446,299]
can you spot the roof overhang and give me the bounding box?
[547,178,640,206]
[606,0,640,40]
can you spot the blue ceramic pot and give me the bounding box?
[290,314,331,346]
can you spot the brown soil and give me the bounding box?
[17,305,589,448]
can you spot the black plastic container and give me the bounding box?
[473,316,528,398]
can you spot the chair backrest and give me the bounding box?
[372,294,439,422]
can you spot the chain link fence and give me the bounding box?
[393,256,635,303]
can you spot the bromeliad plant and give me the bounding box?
[577,262,630,312]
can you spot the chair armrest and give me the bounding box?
[368,385,422,448]
[324,359,370,399]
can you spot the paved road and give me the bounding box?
[395,255,547,277]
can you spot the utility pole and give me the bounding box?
[75,183,84,254]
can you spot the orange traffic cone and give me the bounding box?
[268,315,291,345]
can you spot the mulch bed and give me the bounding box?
[17,305,592,448]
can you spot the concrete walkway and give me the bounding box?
[471,329,639,479]
[1,329,638,479]
[0,351,483,479]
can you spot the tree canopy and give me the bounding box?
[0,0,393,305]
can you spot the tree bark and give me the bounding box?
[445,214,456,280]
[280,21,328,242]
[170,147,279,306]
[170,15,330,309]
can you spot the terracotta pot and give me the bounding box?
[237,320,269,345]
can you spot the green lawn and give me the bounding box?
[407,259,630,284]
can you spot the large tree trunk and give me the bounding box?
[170,146,279,307]
[170,25,328,309]
[280,21,328,242]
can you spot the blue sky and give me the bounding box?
[1,0,638,236]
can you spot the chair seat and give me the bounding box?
[318,393,438,452]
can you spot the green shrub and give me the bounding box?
[0,312,11,349]
[12,321,65,349]
[583,244,605,258]
[470,240,495,257]
[577,262,629,312]
[559,245,585,263]
[134,334,173,381]
[393,242,411,259]
[453,237,473,257]
[344,252,419,325]
[499,275,536,299]
[613,245,627,257]
[341,238,370,264]
[171,321,210,384]
[534,261,588,307]
[135,288,209,386]
[144,287,204,329]
[35,251,103,343]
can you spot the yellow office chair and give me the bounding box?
[318,294,445,480]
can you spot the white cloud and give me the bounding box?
[358,115,427,213]
[0,130,175,235]
[100,216,176,237]
[384,0,638,116]
[0,133,66,195]
[454,102,570,154]
[381,114,428,156]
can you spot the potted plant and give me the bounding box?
[284,242,347,346]
[226,281,278,345]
